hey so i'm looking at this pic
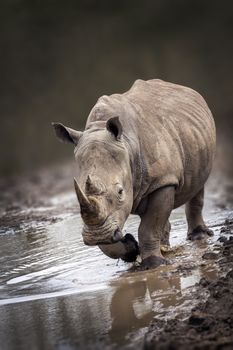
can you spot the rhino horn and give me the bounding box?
[85,175,101,195]
[74,178,105,225]
[74,178,91,209]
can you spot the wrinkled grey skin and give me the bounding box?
[53,79,216,269]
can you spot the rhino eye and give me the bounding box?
[116,184,124,198]
[118,188,123,195]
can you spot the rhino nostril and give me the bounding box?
[111,228,123,243]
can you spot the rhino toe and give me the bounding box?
[188,225,214,241]
[141,255,168,270]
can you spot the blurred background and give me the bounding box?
[0,0,233,178]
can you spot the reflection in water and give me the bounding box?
[108,274,181,346]
[0,262,219,350]
[109,280,152,345]
[108,262,218,347]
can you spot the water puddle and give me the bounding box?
[0,176,232,349]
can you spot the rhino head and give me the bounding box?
[52,117,134,247]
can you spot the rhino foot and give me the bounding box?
[187,225,214,241]
[120,233,140,262]
[141,255,168,270]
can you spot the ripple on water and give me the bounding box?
[0,203,231,302]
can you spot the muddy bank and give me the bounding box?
[0,162,78,234]
[144,220,233,350]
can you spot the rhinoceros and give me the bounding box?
[52,79,216,269]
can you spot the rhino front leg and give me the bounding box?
[161,220,171,247]
[139,186,175,269]
[186,187,214,240]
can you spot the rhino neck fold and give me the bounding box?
[123,134,144,213]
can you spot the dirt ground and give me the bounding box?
[0,162,77,233]
[144,219,233,350]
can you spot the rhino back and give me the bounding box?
[124,79,216,206]
[86,79,216,209]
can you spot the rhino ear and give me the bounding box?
[106,116,122,140]
[52,122,82,145]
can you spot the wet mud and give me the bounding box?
[0,163,233,350]
[145,223,233,350]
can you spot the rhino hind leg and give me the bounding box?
[138,186,175,269]
[186,187,214,241]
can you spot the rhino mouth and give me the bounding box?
[82,224,123,246]
[111,228,123,243]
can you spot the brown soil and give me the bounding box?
[144,220,233,350]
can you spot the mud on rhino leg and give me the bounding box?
[186,187,214,241]
[139,186,175,269]
[161,220,171,248]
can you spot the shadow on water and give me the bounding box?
[0,173,232,349]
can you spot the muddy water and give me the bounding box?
[0,176,232,350]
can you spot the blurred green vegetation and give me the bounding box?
[0,0,232,175]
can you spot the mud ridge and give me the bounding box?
[144,220,233,350]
